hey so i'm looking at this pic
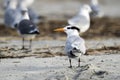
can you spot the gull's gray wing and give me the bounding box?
[90,0,104,18]
[4,9,16,28]
[18,19,39,34]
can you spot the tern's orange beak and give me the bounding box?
[54,28,64,32]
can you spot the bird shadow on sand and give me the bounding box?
[72,64,90,80]
[71,64,108,80]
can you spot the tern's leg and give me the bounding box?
[29,39,32,49]
[78,58,80,67]
[69,58,72,68]
[21,38,25,49]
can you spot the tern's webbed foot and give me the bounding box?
[20,47,28,50]
[21,47,25,50]
[78,63,80,67]
[68,66,72,68]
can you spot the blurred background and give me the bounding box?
[0,0,120,39]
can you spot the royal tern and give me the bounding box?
[54,25,86,68]
[68,4,92,33]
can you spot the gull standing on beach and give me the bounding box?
[18,0,42,24]
[54,25,86,68]
[17,7,39,49]
[68,4,92,33]
[4,0,18,28]
[90,0,104,18]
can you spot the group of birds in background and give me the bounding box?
[4,0,40,49]
[3,0,103,67]
[4,0,41,28]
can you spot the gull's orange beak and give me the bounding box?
[54,28,64,32]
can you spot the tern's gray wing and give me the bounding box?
[4,9,16,28]
[18,19,39,34]
[65,36,86,55]
[68,15,90,33]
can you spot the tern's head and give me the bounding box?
[54,25,80,36]
[80,4,92,14]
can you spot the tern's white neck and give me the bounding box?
[66,30,79,38]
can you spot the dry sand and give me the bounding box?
[1,54,120,80]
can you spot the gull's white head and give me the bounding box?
[91,0,98,5]
[54,25,80,36]
[18,0,34,8]
[7,0,18,9]
[19,8,30,20]
[81,4,92,13]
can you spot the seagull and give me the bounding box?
[68,4,92,33]
[54,25,86,68]
[17,8,39,49]
[18,0,42,24]
[4,0,18,28]
[90,0,104,18]
[3,0,10,9]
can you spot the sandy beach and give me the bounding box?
[1,53,120,80]
[0,0,120,80]
[0,38,120,80]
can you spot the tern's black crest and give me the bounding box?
[67,26,80,32]
[18,19,39,34]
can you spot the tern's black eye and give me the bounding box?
[67,26,80,32]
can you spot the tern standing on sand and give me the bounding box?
[68,4,92,33]
[54,25,86,68]
[17,7,39,49]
